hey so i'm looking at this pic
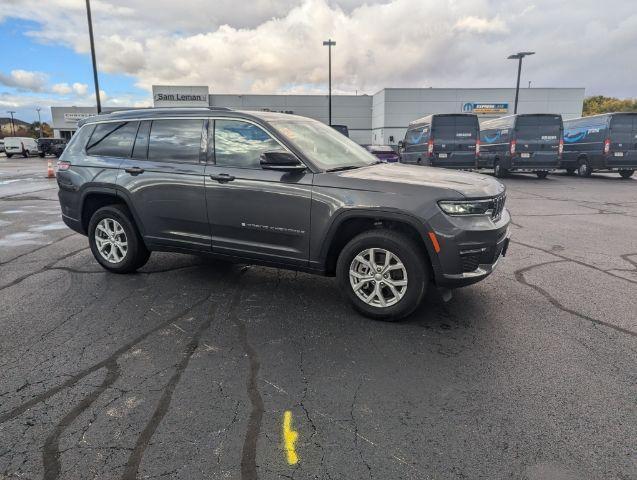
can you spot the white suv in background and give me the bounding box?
[4,137,40,158]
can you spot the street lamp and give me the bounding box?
[85,0,102,113]
[322,38,336,125]
[507,51,534,114]
[36,107,42,138]
[7,110,16,135]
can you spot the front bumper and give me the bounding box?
[426,206,511,288]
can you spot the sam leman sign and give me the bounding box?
[152,85,209,107]
[462,103,509,114]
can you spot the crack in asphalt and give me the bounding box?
[513,260,637,338]
[512,239,637,286]
[235,278,264,480]
[121,295,222,480]
[43,359,121,480]
[0,296,211,425]
[0,233,77,266]
[0,247,88,292]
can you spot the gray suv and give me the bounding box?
[57,108,510,320]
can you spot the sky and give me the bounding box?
[0,0,636,122]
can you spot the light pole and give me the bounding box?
[507,51,534,114]
[322,39,336,125]
[36,107,42,138]
[7,110,16,135]
[85,0,102,113]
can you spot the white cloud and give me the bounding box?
[0,69,48,92]
[454,16,508,34]
[51,83,72,95]
[72,82,89,95]
[2,0,637,100]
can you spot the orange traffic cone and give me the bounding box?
[47,159,55,179]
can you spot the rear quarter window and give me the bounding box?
[62,124,96,158]
[86,122,139,157]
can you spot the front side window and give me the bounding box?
[148,119,204,163]
[214,120,285,168]
[86,122,138,157]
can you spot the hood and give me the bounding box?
[322,163,505,198]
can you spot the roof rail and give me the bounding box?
[208,106,232,111]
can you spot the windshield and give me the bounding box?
[271,118,378,171]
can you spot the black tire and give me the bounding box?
[39,152,45,158]
[336,229,429,321]
[88,204,150,273]
[619,169,634,179]
[565,168,576,175]
[23,150,29,158]
[577,159,591,177]
[6,154,12,158]
[494,160,508,178]
[536,171,548,179]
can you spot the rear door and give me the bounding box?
[116,118,210,251]
[431,115,478,168]
[401,125,428,164]
[514,115,562,168]
[609,114,637,167]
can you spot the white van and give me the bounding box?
[4,137,40,158]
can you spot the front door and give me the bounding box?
[116,118,210,251]
[205,119,313,266]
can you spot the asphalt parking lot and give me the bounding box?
[0,155,635,480]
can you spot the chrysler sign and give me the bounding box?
[462,102,509,114]
[152,85,209,107]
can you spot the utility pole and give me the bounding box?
[7,111,16,135]
[322,39,336,125]
[507,52,534,114]
[86,0,102,113]
[36,107,43,137]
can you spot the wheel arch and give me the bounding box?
[80,186,145,236]
[320,209,438,278]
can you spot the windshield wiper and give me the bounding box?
[326,165,363,172]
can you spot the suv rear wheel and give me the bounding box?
[336,229,428,321]
[619,169,634,179]
[88,204,150,273]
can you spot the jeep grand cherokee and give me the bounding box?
[56,108,510,320]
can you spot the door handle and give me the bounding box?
[209,173,235,183]
[125,166,144,175]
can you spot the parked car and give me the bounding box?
[398,114,480,170]
[562,113,636,178]
[365,144,401,163]
[3,137,40,158]
[50,141,67,157]
[57,107,510,321]
[479,114,563,179]
[37,138,67,157]
[331,124,349,137]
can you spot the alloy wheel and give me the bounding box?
[349,247,408,308]
[94,218,128,263]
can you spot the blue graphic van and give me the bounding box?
[562,113,636,178]
[478,114,563,179]
[398,114,479,170]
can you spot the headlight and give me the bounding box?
[438,200,493,216]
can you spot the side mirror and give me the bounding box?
[260,151,306,172]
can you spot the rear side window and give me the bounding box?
[214,120,285,168]
[86,122,138,157]
[148,119,204,163]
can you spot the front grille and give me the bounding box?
[491,193,506,221]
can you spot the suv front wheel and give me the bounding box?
[336,229,429,321]
[88,204,150,273]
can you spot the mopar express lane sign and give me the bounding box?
[462,102,509,114]
[152,85,209,107]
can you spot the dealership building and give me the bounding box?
[51,85,585,145]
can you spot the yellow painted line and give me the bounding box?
[282,410,299,465]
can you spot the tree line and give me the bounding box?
[583,96,637,116]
